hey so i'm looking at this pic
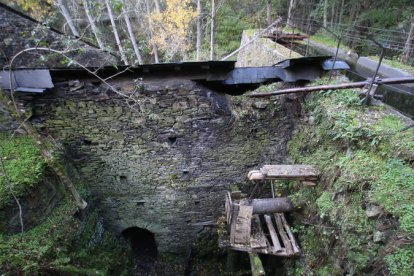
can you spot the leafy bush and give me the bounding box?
[385,245,414,276]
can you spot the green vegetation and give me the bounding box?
[287,77,414,274]
[368,56,414,75]
[0,134,45,208]
[310,31,351,51]
[0,200,131,274]
[0,133,131,274]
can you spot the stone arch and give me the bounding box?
[121,226,158,261]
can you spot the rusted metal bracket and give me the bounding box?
[362,37,389,105]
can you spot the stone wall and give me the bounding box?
[236,30,302,67]
[16,78,301,253]
[0,4,117,69]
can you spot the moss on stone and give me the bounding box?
[287,76,414,274]
[0,134,46,208]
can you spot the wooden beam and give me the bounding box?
[234,205,253,245]
[230,204,239,244]
[249,253,266,276]
[264,215,282,252]
[280,213,300,254]
[274,213,293,255]
[248,77,414,98]
[251,198,294,214]
[262,165,320,180]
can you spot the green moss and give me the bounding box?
[0,201,77,273]
[0,134,46,208]
[0,201,131,275]
[288,76,414,274]
[316,192,336,219]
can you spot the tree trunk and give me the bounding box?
[323,0,328,28]
[154,0,161,12]
[402,20,414,64]
[266,0,272,27]
[56,0,80,37]
[210,0,216,60]
[105,0,129,65]
[83,0,105,49]
[196,0,202,61]
[121,3,143,64]
[338,0,345,30]
[287,0,296,27]
[145,0,159,63]
[251,198,294,214]
[330,0,335,29]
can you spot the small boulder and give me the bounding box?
[366,204,383,218]
[253,100,269,109]
[373,231,386,243]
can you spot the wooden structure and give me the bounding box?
[220,164,320,260]
[262,32,309,45]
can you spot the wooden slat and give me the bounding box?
[249,253,265,276]
[250,215,267,249]
[274,213,293,255]
[280,213,300,254]
[225,192,232,224]
[230,204,239,244]
[264,215,282,252]
[234,205,253,245]
[261,165,320,180]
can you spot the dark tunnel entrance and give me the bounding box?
[122,227,158,274]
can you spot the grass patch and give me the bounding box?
[0,201,131,274]
[368,56,414,75]
[288,76,414,274]
[310,31,351,51]
[0,134,46,208]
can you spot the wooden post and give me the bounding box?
[249,253,265,276]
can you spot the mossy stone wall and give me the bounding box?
[17,78,301,253]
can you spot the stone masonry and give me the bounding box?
[16,77,302,253]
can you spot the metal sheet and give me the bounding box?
[0,69,53,92]
[14,87,45,93]
[321,59,350,70]
[274,56,332,69]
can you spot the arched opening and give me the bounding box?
[122,227,158,274]
[122,227,158,261]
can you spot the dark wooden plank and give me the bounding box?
[264,215,282,252]
[225,192,232,224]
[250,215,267,249]
[234,205,253,245]
[274,213,293,255]
[230,204,239,244]
[280,213,300,254]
